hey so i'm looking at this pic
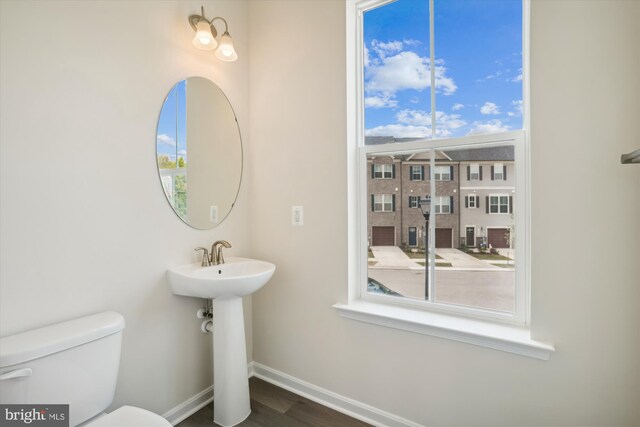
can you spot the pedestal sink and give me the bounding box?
[168,257,275,426]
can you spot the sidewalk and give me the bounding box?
[369,247,510,271]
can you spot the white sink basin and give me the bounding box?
[168,257,275,299]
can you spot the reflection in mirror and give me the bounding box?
[156,77,242,229]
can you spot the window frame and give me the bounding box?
[339,0,551,360]
[373,194,394,212]
[408,195,420,208]
[410,165,424,181]
[433,195,451,214]
[467,194,478,208]
[433,165,451,181]
[469,164,480,181]
[373,163,393,179]
[489,193,510,214]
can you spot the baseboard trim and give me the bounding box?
[162,385,213,426]
[250,362,423,427]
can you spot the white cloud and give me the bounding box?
[371,39,404,58]
[396,109,466,130]
[512,68,523,82]
[366,124,434,138]
[365,95,398,109]
[480,102,501,115]
[467,119,510,135]
[452,103,464,111]
[157,134,176,146]
[477,70,503,82]
[507,100,523,117]
[364,46,370,68]
[365,51,457,97]
[364,109,466,138]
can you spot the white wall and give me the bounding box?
[0,0,251,415]
[248,1,640,426]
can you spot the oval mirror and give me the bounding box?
[156,77,242,229]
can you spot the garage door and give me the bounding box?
[372,226,395,246]
[435,228,452,248]
[488,228,509,248]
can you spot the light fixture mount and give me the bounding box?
[188,6,219,39]
[188,6,237,61]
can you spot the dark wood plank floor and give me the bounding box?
[177,377,371,427]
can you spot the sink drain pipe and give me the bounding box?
[198,299,213,333]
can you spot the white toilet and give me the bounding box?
[0,311,172,427]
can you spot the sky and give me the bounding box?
[364,0,523,140]
[157,80,187,163]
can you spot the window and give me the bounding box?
[492,163,506,180]
[373,163,394,179]
[408,195,420,208]
[434,165,452,181]
[372,194,394,212]
[468,164,481,181]
[466,194,479,208]
[340,0,549,360]
[410,165,424,181]
[433,196,452,214]
[488,194,511,214]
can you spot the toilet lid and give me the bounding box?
[86,406,172,427]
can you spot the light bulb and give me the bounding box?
[192,20,217,51]
[215,31,238,62]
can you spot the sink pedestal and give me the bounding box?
[212,297,250,426]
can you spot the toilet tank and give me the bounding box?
[0,312,125,427]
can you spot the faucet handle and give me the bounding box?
[194,247,211,267]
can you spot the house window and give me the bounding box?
[372,194,394,212]
[488,194,511,214]
[492,163,506,180]
[466,194,479,208]
[342,0,546,358]
[468,164,480,181]
[410,165,424,181]
[408,195,420,208]
[433,196,452,214]
[434,165,452,181]
[373,163,394,179]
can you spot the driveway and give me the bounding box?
[435,248,499,269]
[370,246,422,269]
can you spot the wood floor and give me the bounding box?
[176,377,371,427]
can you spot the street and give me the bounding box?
[368,268,515,312]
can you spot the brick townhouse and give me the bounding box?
[367,140,514,250]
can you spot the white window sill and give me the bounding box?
[333,300,554,360]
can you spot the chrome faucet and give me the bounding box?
[210,240,232,265]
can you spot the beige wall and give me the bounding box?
[0,0,250,416]
[249,1,639,426]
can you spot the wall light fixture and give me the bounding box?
[188,6,238,62]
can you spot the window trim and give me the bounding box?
[433,195,452,214]
[372,194,394,212]
[408,195,420,209]
[433,165,452,181]
[410,165,424,181]
[488,193,511,214]
[467,194,478,208]
[373,163,394,179]
[340,0,552,359]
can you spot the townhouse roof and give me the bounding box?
[364,136,514,161]
[442,145,514,161]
